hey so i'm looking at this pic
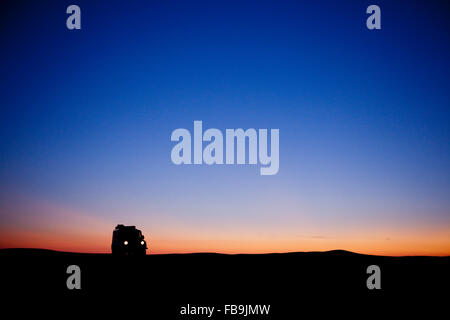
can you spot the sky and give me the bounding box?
[0,0,449,255]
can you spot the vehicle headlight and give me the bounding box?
[124,241,128,245]
[140,241,145,245]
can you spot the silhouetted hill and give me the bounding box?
[1,248,448,316]
[1,247,367,256]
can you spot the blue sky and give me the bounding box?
[0,0,449,254]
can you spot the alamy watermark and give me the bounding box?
[171,121,279,175]
[65,4,380,31]
[66,265,81,290]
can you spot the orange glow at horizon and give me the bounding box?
[1,196,449,256]
[1,224,449,257]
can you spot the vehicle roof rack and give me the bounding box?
[115,224,136,230]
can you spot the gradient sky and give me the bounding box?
[1,0,449,255]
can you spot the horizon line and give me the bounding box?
[1,247,449,258]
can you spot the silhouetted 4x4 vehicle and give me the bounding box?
[111,224,147,255]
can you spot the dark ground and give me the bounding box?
[1,248,448,316]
